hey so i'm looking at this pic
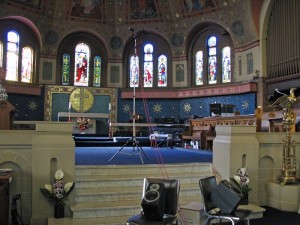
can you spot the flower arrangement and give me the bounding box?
[74,117,93,132]
[230,167,252,198]
[40,169,75,205]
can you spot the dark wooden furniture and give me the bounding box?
[0,100,15,130]
[0,170,13,225]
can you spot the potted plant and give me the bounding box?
[40,169,75,218]
[230,167,252,205]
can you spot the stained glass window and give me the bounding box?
[222,46,231,83]
[0,41,3,67]
[21,46,33,83]
[6,31,19,81]
[62,54,70,85]
[74,42,90,86]
[158,55,167,87]
[144,44,153,87]
[93,56,101,87]
[195,51,203,85]
[130,55,139,87]
[207,36,217,84]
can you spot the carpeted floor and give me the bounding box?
[75,146,213,165]
[232,206,300,225]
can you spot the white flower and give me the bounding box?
[45,184,52,193]
[55,169,64,180]
[64,182,74,193]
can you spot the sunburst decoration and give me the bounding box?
[183,103,192,113]
[153,103,162,113]
[28,100,38,111]
[122,104,131,114]
[242,100,249,109]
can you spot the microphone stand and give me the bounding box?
[109,28,148,164]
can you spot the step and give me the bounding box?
[71,163,213,224]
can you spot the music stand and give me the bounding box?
[109,28,148,164]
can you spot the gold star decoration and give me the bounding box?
[183,103,191,113]
[122,104,131,114]
[153,104,162,113]
[28,100,38,111]
[242,101,249,109]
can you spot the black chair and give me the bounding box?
[199,176,252,225]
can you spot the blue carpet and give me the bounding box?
[75,146,213,165]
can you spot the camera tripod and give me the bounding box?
[109,28,148,164]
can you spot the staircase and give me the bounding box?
[53,162,213,225]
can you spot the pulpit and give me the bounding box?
[0,100,15,130]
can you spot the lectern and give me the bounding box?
[0,170,13,225]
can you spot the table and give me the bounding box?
[149,133,172,147]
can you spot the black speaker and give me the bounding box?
[211,180,243,214]
[141,183,165,221]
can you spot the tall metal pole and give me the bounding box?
[132,32,137,144]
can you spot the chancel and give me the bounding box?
[0,1,300,225]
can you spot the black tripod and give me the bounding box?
[109,28,148,164]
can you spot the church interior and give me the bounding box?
[0,0,300,225]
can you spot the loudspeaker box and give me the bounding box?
[141,183,165,221]
[211,180,243,214]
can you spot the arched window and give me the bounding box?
[130,55,139,87]
[74,42,90,86]
[58,32,106,87]
[222,46,231,83]
[0,19,39,85]
[191,25,233,85]
[6,31,19,81]
[21,46,33,83]
[144,43,153,87]
[195,51,203,85]
[207,36,217,84]
[93,56,101,87]
[62,54,70,85]
[125,33,171,88]
[158,54,167,87]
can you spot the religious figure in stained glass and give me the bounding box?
[222,46,231,83]
[195,51,203,85]
[74,43,90,86]
[144,62,153,87]
[208,36,217,84]
[158,55,167,87]
[62,54,70,85]
[6,31,19,81]
[130,55,139,87]
[21,46,33,83]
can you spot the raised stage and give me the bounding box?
[73,136,213,165]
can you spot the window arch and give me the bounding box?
[57,32,107,87]
[190,24,233,86]
[125,33,171,88]
[0,19,39,85]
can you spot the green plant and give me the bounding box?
[230,167,252,197]
[40,169,75,205]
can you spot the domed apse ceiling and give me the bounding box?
[9,0,220,22]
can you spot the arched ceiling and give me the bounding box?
[7,0,220,23]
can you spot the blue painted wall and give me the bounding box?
[117,92,256,123]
